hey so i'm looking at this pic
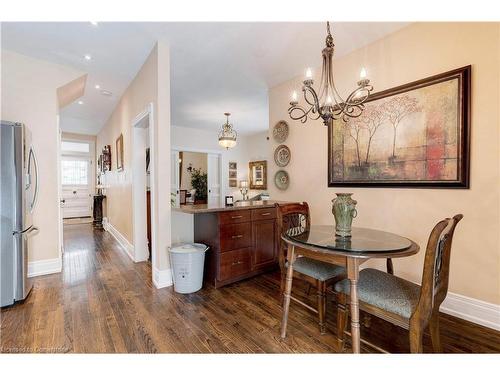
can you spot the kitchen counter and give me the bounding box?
[173,200,289,214]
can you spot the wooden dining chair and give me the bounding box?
[334,214,463,353]
[276,202,346,334]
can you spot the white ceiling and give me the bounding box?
[1,22,409,135]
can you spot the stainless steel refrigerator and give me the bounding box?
[1,121,39,307]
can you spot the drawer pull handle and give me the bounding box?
[232,234,243,239]
[231,215,243,219]
[261,212,271,216]
[231,260,244,266]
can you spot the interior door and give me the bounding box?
[171,150,180,206]
[61,156,92,218]
[207,153,221,205]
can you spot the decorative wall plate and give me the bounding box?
[274,145,291,167]
[274,170,290,190]
[273,120,289,143]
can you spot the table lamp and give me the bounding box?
[239,180,249,201]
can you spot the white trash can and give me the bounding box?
[169,243,209,294]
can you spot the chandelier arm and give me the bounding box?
[288,105,312,124]
[302,86,319,108]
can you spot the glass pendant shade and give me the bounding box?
[218,112,237,149]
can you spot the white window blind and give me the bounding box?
[61,160,88,185]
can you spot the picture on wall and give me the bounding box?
[328,65,471,188]
[116,134,124,171]
[228,161,237,188]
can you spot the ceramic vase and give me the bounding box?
[332,193,357,237]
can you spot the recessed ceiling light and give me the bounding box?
[84,54,92,61]
[78,100,84,105]
[90,21,98,26]
[95,84,100,89]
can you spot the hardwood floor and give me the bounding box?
[1,223,499,353]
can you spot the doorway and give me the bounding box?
[131,104,156,269]
[60,139,95,222]
[171,149,221,207]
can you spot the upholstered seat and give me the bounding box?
[334,268,420,318]
[288,257,345,281]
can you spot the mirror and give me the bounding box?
[249,160,267,190]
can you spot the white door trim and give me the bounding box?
[131,104,157,276]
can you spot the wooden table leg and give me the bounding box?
[347,258,360,353]
[280,244,295,339]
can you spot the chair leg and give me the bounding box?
[409,321,424,353]
[429,310,442,353]
[317,281,327,335]
[336,293,348,351]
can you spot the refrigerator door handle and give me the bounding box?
[13,226,39,237]
[27,146,39,212]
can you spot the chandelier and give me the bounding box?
[288,21,374,126]
[218,112,237,149]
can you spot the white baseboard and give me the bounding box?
[153,267,173,289]
[28,257,62,278]
[103,218,135,262]
[440,292,500,331]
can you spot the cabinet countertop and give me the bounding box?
[173,200,292,214]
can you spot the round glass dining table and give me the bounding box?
[280,225,420,353]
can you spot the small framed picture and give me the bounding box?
[229,162,237,170]
[229,170,237,179]
[225,196,234,206]
[116,134,124,171]
[229,179,237,188]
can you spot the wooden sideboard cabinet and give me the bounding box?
[194,205,279,288]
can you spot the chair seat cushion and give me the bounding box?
[288,257,345,281]
[334,268,420,319]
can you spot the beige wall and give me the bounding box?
[268,22,500,305]
[1,50,84,263]
[96,42,171,271]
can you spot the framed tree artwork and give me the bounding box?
[116,134,124,171]
[328,65,471,188]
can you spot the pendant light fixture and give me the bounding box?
[218,112,237,149]
[288,21,374,126]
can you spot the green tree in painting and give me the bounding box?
[381,95,421,158]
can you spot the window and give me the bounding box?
[61,160,89,185]
[61,141,90,153]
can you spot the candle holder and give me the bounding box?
[239,180,249,201]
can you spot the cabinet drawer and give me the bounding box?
[220,223,252,252]
[219,210,251,225]
[219,248,251,281]
[251,208,276,221]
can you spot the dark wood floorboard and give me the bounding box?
[1,223,499,353]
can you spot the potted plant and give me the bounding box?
[190,167,208,203]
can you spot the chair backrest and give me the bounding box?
[413,214,463,322]
[276,202,310,270]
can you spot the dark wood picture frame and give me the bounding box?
[102,145,111,172]
[328,65,471,189]
[116,134,124,172]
